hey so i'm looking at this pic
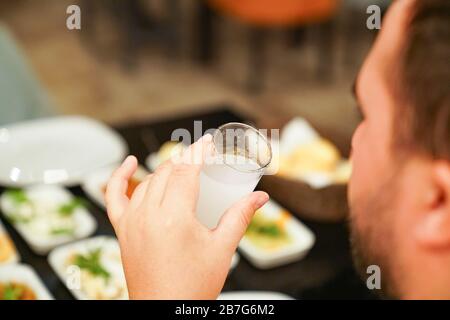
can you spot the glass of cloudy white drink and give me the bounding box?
[196,123,272,229]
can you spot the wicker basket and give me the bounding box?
[257,115,351,223]
[260,175,348,223]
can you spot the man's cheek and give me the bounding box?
[349,149,368,206]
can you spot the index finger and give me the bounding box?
[178,133,213,168]
[160,134,213,212]
[105,155,138,226]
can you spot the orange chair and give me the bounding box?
[195,0,341,91]
[208,0,340,26]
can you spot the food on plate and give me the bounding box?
[0,233,17,264]
[239,200,315,269]
[67,248,126,300]
[0,282,36,300]
[0,264,53,300]
[158,141,185,162]
[146,141,186,171]
[245,210,292,251]
[82,165,149,208]
[333,160,352,183]
[278,138,340,177]
[102,176,141,199]
[49,237,128,300]
[2,188,85,237]
[275,118,352,187]
[0,221,18,264]
[0,186,97,254]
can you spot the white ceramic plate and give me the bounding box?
[230,253,240,272]
[82,165,149,209]
[0,220,20,264]
[0,264,53,300]
[48,236,128,300]
[0,185,97,255]
[218,291,294,300]
[145,153,159,172]
[0,116,128,187]
[144,142,186,172]
[238,199,315,269]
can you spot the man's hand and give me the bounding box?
[105,134,269,299]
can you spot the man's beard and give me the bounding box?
[349,171,402,299]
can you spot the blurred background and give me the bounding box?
[0,0,395,300]
[0,0,388,137]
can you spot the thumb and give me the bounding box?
[214,191,269,250]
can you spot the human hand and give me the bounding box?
[105,135,269,299]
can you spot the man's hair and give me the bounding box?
[395,0,450,160]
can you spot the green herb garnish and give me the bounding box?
[58,198,87,216]
[4,189,28,204]
[73,249,110,279]
[250,223,282,237]
[50,227,74,235]
[5,214,32,224]
[2,284,23,300]
[247,219,284,238]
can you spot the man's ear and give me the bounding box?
[415,162,450,249]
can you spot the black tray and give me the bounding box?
[0,106,375,299]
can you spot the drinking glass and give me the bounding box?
[196,123,272,229]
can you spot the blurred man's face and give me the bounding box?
[348,0,415,298]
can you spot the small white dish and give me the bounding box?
[48,236,128,300]
[145,141,186,172]
[218,291,294,300]
[0,220,20,264]
[0,185,97,255]
[0,116,128,187]
[238,199,315,269]
[82,165,149,208]
[145,153,160,172]
[230,253,240,271]
[0,264,53,300]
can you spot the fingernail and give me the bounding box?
[123,155,134,166]
[256,192,269,207]
[203,133,213,142]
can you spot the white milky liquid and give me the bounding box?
[196,155,263,229]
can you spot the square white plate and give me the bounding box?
[0,185,97,255]
[0,264,53,300]
[218,291,294,300]
[238,199,315,269]
[0,116,128,187]
[48,236,128,300]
